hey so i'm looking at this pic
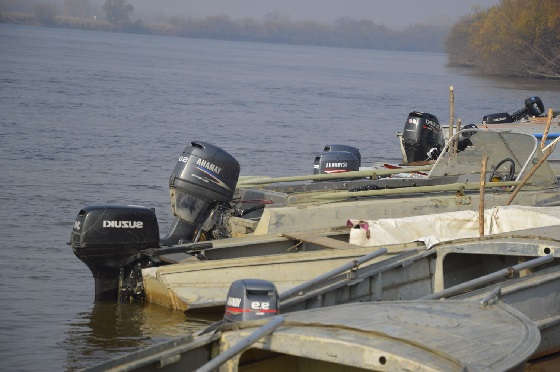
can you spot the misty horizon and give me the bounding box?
[2,0,500,30]
[129,0,500,30]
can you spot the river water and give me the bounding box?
[0,23,559,371]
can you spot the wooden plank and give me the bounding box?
[281,232,360,250]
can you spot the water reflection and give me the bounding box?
[448,65,560,92]
[63,302,211,371]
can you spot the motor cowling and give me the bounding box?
[457,123,478,151]
[322,144,361,164]
[402,111,444,163]
[313,150,360,175]
[314,145,361,174]
[224,279,279,322]
[482,112,513,124]
[167,141,240,244]
[511,96,545,121]
[70,205,159,300]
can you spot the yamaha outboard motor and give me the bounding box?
[70,205,159,300]
[313,145,361,174]
[224,279,279,322]
[483,96,545,124]
[163,141,240,245]
[322,144,361,164]
[402,111,444,163]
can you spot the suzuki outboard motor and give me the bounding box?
[70,205,159,300]
[224,279,279,322]
[164,141,240,245]
[483,96,545,124]
[402,111,444,163]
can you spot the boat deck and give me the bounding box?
[219,301,540,371]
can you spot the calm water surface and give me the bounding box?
[0,23,559,371]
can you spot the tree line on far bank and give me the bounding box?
[446,0,560,79]
[3,0,558,79]
[0,0,447,52]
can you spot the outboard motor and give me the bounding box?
[164,141,240,245]
[402,111,444,163]
[224,279,279,322]
[457,123,478,151]
[481,112,513,124]
[70,205,159,300]
[483,96,545,124]
[322,144,361,164]
[71,141,240,302]
[313,145,361,174]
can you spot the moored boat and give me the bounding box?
[85,300,541,372]
[142,205,560,311]
[83,219,560,371]
[397,92,560,165]
[71,130,560,307]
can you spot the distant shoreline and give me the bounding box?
[0,11,447,53]
[0,12,145,34]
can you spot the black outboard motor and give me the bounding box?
[72,141,240,302]
[457,123,478,151]
[513,96,545,120]
[402,111,444,163]
[224,279,279,322]
[483,96,545,124]
[70,205,159,300]
[313,145,361,174]
[481,112,513,124]
[164,141,240,245]
[322,144,361,164]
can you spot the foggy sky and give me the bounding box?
[128,0,500,29]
